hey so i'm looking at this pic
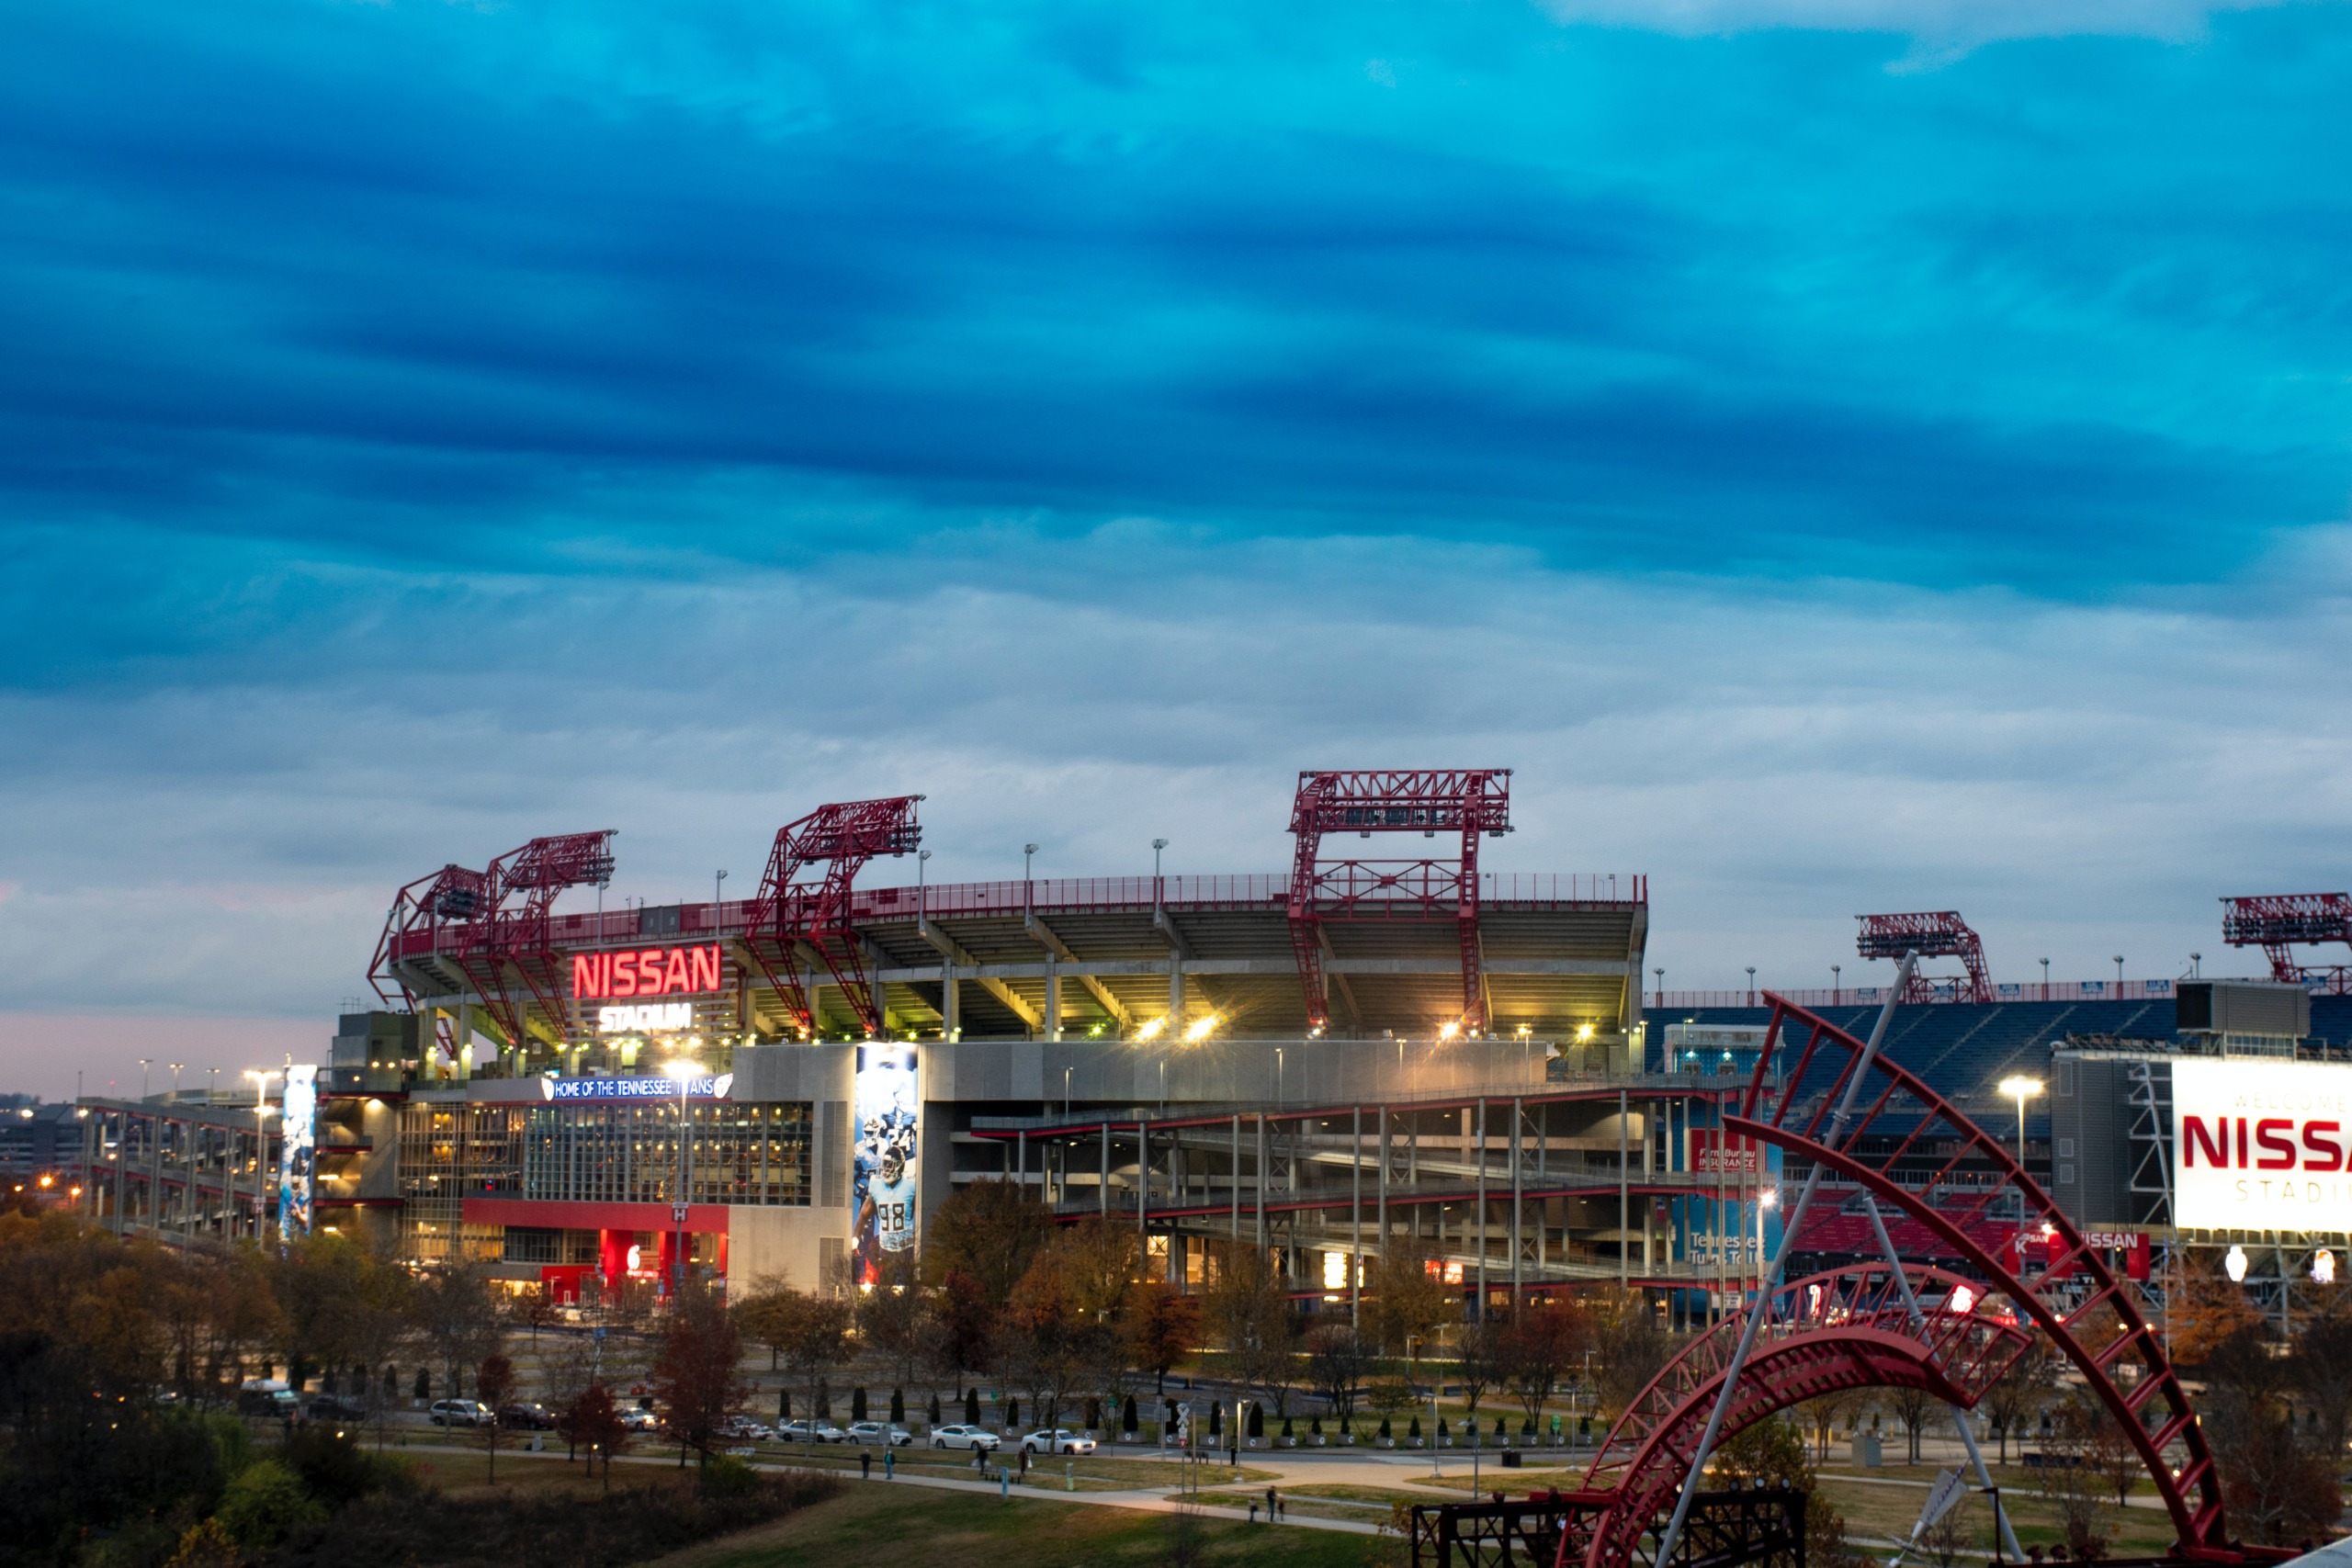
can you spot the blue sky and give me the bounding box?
[4,0,2350,1092]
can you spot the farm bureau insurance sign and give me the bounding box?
[2173,1058,2352,1231]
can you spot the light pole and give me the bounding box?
[1999,1076,2043,1236]
[1024,843,1038,884]
[1830,964,1840,1004]
[2113,955,2125,991]
[244,1069,280,1244]
[1653,966,1663,1008]
[715,868,727,917]
[1745,967,1756,1006]
[2190,952,2202,979]
[1152,838,1167,883]
[663,1056,700,1298]
[2040,957,2050,1000]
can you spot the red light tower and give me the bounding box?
[740,796,923,1037]
[2222,893,2352,995]
[1285,769,1512,1033]
[1854,911,1993,1003]
[370,830,618,1049]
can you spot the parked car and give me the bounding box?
[716,1416,773,1441]
[845,1421,912,1447]
[618,1407,661,1432]
[1020,1429,1097,1455]
[308,1393,367,1422]
[429,1399,493,1427]
[778,1419,847,1443]
[930,1423,1000,1451]
[498,1402,557,1430]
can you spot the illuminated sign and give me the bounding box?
[596,1003,695,1033]
[278,1065,317,1240]
[2174,1058,2352,1231]
[571,945,724,1000]
[1689,1128,1764,1176]
[539,1073,734,1101]
[851,1046,919,1287]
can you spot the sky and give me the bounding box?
[4,0,2350,1098]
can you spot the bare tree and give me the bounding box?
[1887,1382,1934,1464]
[475,1353,516,1483]
[648,1280,748,1467]
[1981,1340,2055,1462]
[409,1262,503,1405]
[1304,1324,1370,1427]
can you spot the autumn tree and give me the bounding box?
[409,1261,503,1404]
[474,1353,516,1482]
[1001,1231,1121,1428]
[925,1179,1054,1305]
[1981,1339,2056,1462]
[773,1286,855,1437]
[1588,1288,1675,1420]
[1364,1245,1453,1373]
[2290,1292,2352,1459]
[649,1280,749,1466]
[559,1384,631,1492]
[1304,1324,1370,1427]
[1454,1318,1507,1433]
[1204,1246,1300,1417]
[1125,1282,1202,1393]
[856,1248,927,1393]
[922,1269,995,1391]
[1501,1300,1589,1432]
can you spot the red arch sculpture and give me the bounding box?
[1566,1264,2036,1568]
[1564,996,2228,1568]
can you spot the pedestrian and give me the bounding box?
[1020,1446,1030,1477]
[861,1450,871,1480]
[1249,1503,1259,1524]
[1266,1484,1278,1521]
[885,1448,894,1480]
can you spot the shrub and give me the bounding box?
[697,1455,760,1499]
[217,1461,323,1549]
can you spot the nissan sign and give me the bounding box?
[2173,1058,2352,1232]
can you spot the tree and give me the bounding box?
[2291,1295,2352,1460]
[1454,1318,1507,1430]
[408,1261,503,1406]
[518,1281,561,1344]
[1887,1382,1934,1464]
[1501,1301,1589,1430]
[856,1249,927,1393]
[1125,1282,1201,1393]
[474,1353,516,1483]
[1204,1247,1299,1414]
[774,1287,855,1438]
[559,1384,631,1493]
[1001,1239,1115,1428]
[925,1179,1054,1305]
[1588,1288,1674,1420]
[1304,1324,1370,1426]
[649,1280,748,1466]
[1364,1245,1453,1372]
[1981,1340,2056,1462]
[922,1269,995,1390]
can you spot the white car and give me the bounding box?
[930,1423,1001,1451]
[619,1407,661,1431]
[1020,1428,1097,1455]
[429,1399,492,1427]
[846,1420,912,1447]
[718,1417,773,1441]
[778,1419,846,1443]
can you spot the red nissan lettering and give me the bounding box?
[664,949,691,994]
[2305,1121,2345,1172]
[2255,1118,2296,1170]
[572,953,603,999]
[610,953,637,997]
[690,945,721,993]
[2182,1117,2229,1168]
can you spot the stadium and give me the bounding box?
[63,768,2352,1333]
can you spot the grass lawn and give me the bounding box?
[648,1481,1399,1568]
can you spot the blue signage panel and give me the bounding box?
[539,1072,734,1101]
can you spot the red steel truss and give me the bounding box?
[369,831,617,1050]
[2222,892,2352,995]
[740,796,923,1037]
[1566,1263,2033,1568]
[1854,910,1993,1003]
[1286,769,1512,1032]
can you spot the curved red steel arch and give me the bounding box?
[1565,1264,2037,1568]
[1562,997,2227,1568]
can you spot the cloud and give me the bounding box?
[1532,0,2298,57]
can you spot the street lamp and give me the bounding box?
[2113,955,2125,990]
[1998,1077,2043,1226]
[1024,843,1038,883]
[1745,966,1756,1006]
[1830,964,1840,1003]
[663,1056,700,1297]
[2040,957,2050,999]
[243,1069,280,1243]
[1654,966,1664,1008]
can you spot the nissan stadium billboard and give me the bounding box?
[2174,1058,2352,1232]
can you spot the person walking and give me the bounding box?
[1266,1484,1278,1522]
[884,1448,894,1480]
[860,1450,871,1480]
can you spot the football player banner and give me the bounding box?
[851,1045,919,1288]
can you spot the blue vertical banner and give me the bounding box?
[277,1064,317,1241]
[851,1045,919,1287]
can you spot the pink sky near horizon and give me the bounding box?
[0,1013,332,1101]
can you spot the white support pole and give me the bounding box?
[1653,953,1917,1568]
